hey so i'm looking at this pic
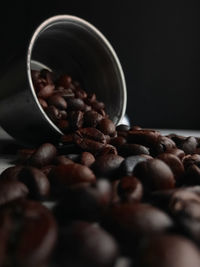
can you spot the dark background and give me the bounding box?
[0,0,200,129]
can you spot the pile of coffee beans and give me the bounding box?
[31,69,111,134]
[1,69,200,266]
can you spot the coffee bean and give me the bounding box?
[92,154,124,178]
[118,143,150,157]
[29,143,57,168]
[37,84,55,99]
[110,136,127,148]
[17,166,50,200]
[68,110,84,130]
[80,152,95,167]
[117,176,143,202]
[182,154,200,169]
[50,163,96,188]
[67,98,85,111]
[120,155,149,176]
[54,155,74,165]
[57,74,72,88]
[104,203,173,240]
[54,221,119,267]
[97,118,116,136]
[136,235,200,267]
[0,180,29,205]
[157,153,184,181]
[38,97,48,108]
[84,110,103,127]
[45,105,62,122]
[47,94,67,110]
[134,159,175,191]
[116,124,130,131]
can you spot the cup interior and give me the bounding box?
[27,15,126,125]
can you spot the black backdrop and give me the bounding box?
[0,0,200,129]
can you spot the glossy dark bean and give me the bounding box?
[0,165,23,181]
[67,97,85,111]
[57,119,70,132]
[167,148,185,159]
[120,155,149,176]
[97,118,116,136]
[68,110,84,130]
[109,136,127,148]
[184,164,200,185]
[17,167,50,200]
[117,176,143,202]
[47,94,67,110]
[104,203,173,240]
[38,97,48,108]
[136,235,200,267]
[84,110,103,127]
[57,74,72,88]
[116,124,130,131]
[37,84,54,99]
[92,154,124,178]
[118,143,150,157]
[127,129,161,147]
[153,136,176,155]
[54,155,74,165]
[50,163,96,188]
[54,221,119,267]
[45,105,62,122]
[80,152,95,167]
[134,159,175,191]
[29,143,57,168]
[182,154,200,169]
[178,136,198,154]
[0,180,29,205]
[157,153,184,181]
[76,127,106,143]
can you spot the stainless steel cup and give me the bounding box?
[0,15,127,145]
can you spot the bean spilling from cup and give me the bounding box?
[0,68,200,266]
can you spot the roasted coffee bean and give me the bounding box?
[84,110,103,127]
[50,163,96,192]
[134,159,175,191]
[80,152,95,167]
[182,154,200,169]
[17,148,35,163]
[0,199,57,267]
[68,110,84,130]
[37,84,54,99]
[0,165,23,181]
[54,155,74,165]
[17,167,50,200]
[38,97,48,108]
[54,221,119,267]
[136,235,200,267]
[177,136,198,154]
[109,136,127,148]
[55,88,75,99]
[167,148,185,159]
[117,176,143,202]
[74,88,87,99]
[104,203,173,241]
[0,180,29,205]
[67,97,85,111]
[97,118,116,136]
[116,124,130,132]
[76,127,106,143]
[47,94,67,110]
[45,105,62,122]
[92,154,124,179]
[57,74,72,88]
[184,164,200,185]
[59,109,67,119]
[41,165,55,176]
[75,136,106,155]
[118,143,150,157]
[91,100,105,111]
[29,143,57,168]
[57,119,70,132]
[153,136,176,155]
[120,155,150,176]
[157,153,184,181]
[99,144,118,156]
[127,129,161,147]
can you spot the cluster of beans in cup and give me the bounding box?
[1,70,200,266]
[31,69,110,134]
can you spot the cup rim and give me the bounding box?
[26,15,127,133]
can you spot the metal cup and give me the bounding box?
[0,15,127,145]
